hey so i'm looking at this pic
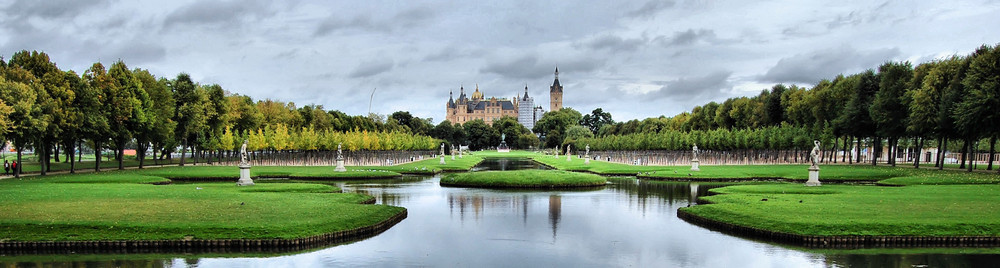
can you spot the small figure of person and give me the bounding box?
[11,161,17,176]
[3,160,9,176]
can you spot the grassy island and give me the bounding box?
[678,169,1000,244]
[0,169,406,243]
[440,170,607,188]
[142,166,402,180]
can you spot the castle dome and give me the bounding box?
[471,84,484,100]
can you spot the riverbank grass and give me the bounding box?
[0,170,405,241]
[680,183,1000,236]
[441,170,607,188]
[141,166,401,180]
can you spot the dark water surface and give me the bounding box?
[2,159,999,267]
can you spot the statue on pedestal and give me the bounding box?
[237,139,254,186]
[334,143,346,172]
[440,143,446,164]
[584,144,591,165]
[690,143,700,172]
[806,140,822,186]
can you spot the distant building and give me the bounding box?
[446,84,518,126]
[550,67,563,112]
[517,85,536,130]
[445,69,562,129]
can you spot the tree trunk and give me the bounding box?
[118,140,125,170]
[40,142,48,176]
[94,140,102,172]
[138,141,146,169]
[988,136,996,171]
[960,140,968,169]
[855,137,862,164]
[68,140,76,174]
[967,138,975,172]
[938,138,947,170]
[78,140,83,163]
[14,149,22,178]
[914,137,923,169]
[53,144,60,163]
[890,137,897,167]
[871,137,880,166]
[180,139,187,166]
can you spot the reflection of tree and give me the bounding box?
[549,195,561,241]
[606,179,729,209]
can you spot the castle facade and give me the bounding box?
[446,68,563,128]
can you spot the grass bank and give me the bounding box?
[0,169,405,242]
[140,166,401,180]
[440,170,607,189]
[680,183,1000,237]
[366,155,484,175]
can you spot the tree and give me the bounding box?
[493,116,531,148]
[107,60,148,170]
[906,61,940,168]
[0,73,43,178]
[871,61,913,166]
[81,63,112,171]
[836,71,878,165]
[533,107,582,148]
[134,69,172,167]
[8,50,68,175]
[580,108,613,134]
[957,44,1000,172]
[563,125,594,150]
[463,119,498,150]
[172,73,208,166]
[762,84,787,126]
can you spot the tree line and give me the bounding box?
[553,44,999,172]
[0,50,439,177]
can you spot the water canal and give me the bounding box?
[1,158,998,267]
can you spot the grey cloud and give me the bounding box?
[480,55,547,79]
[349,59,394,78]
[656,29,717,46]
[423,46,487,62]
[626,1,676,19]
[100,42,167,65]
[480,54,605,80]
[577,35,646,52]
[314,6,435,37]
[163,0,273,29]
[645,71,732,101]
[1,0,108,20]
[760,46,901,84]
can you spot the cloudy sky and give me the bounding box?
[2,0,999,123]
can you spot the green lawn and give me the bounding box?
[680,183,1000,236]
[140,166,401,180]
[440,170,607,188]
[365,155,484,174]
[0,169,405,241]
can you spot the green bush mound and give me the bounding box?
[0,169,404,242]
[680,183,1000,236]
[441,170,607,188]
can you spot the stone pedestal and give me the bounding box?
[806,166,821,186]
[567,154,572,161]
[440,156,446,165]
[237,164,254,186]
[690,159,700,171]
[334,160,346,172]
[585,156,590,165]
[452,154,455,160]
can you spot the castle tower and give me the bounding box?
[518,84,536,130]
[549,67,563,112]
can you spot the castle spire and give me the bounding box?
[555,67,559,80]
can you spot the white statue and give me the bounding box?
[440,143,445,156]
[336,143,343,160]
[692,143,699,159]
[810,140,821,167]
[239,139,249,165]
[585,144,590,155]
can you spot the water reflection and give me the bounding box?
[471,158,551,171]
[4,175,1000,267]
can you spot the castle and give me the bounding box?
[446,68,563,129]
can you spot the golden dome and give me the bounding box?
[471,84,484,100]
